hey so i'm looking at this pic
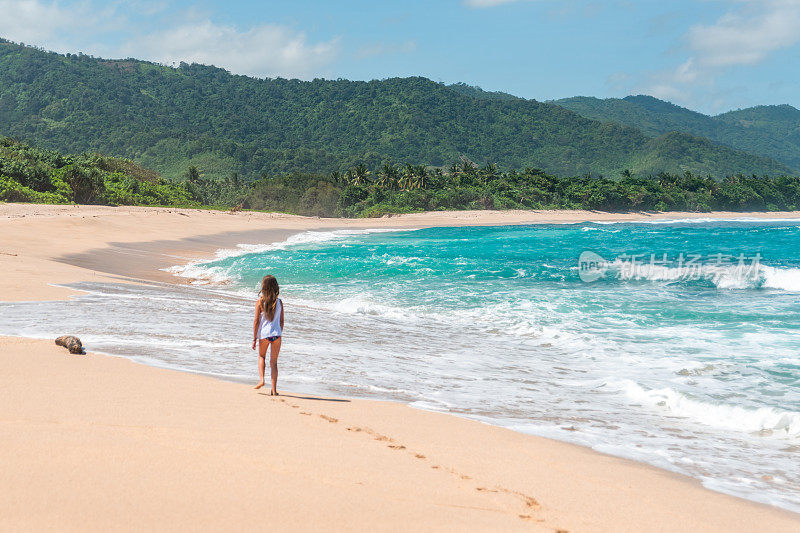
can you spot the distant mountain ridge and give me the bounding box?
[554,95,800,172]
[0,39,791,180]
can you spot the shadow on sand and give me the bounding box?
[258,392,351,403]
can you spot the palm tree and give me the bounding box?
[185,165,200,182]
[329,171,342,185]
[411,165,428,189]
[447,162,461,186]
[432,168,444,188]
[399,163,415,190]
[480,162,498,184]
[351,164,371,186]
[378,163,398,190]
[461,159,476,176]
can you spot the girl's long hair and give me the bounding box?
[259,275,280,321]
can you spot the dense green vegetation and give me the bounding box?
[3,39,799,217]
[555,95,800,172]
[4,135,800,216]
[248,161,800,216]
[0,39,789,182]
[0,136,201,206]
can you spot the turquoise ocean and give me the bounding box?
[2,219,799,511]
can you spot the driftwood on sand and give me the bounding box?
[55,335,84,354]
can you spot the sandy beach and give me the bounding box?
[2,202,800,532]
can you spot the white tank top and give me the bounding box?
[258,298,282,339]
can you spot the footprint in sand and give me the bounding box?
[522,495,539,508]
[503,489,539,509]
[323,421,539,517]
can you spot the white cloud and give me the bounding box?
[0,1,340,79]
[640,0,800,110]
[672,58,698,84]
[124,21,339,79]
[0,0,109,47]
[687,0,800,68]
[645,83,686,103]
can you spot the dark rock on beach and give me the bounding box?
[55,335,84,355]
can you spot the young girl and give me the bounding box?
[252,275,284,395]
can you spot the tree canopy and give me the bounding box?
[0,39,789,183]
[555,95,800,172]
[5,134,799,218]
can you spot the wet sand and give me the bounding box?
[2,203,800,531]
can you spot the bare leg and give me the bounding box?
[255,339,268,389]
[269,337,282,396]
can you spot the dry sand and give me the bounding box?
[2,202,800,532]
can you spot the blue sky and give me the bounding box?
[2,0,800,114]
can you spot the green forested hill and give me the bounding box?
[0,135,205,206]
[718,104,800,128]
[0,39,790,181]
[7,133,800,217]
[554,95,800,172]
[716,105,800,168]
[555,95,717,138]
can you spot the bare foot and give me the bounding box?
[254,381,265,390]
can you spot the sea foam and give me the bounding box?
[10,220,798,512]
[617,380,800,439]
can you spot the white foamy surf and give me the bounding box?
[2,220,800,513]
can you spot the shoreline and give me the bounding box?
[3,203,800,530]
[8,336,800,532]
[5,203,800,299]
